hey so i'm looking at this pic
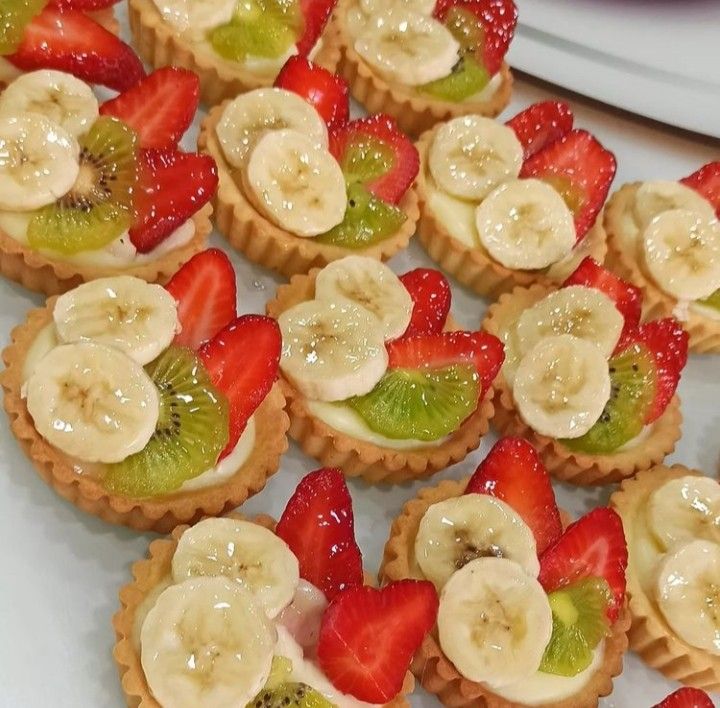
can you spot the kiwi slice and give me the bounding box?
[540,577,612,677]
[698,288,720,312]
[27,116,137,255]
[103,346,229,498]
[210,15,296,61]
[262,657,293,691]
[347,364,479,442]
[336,134,395,187]
[0,0,47,54]
[420,56,490,103]
[247,682,333,708]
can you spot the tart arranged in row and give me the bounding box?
[266,255,504,482]
[1,249,288,531]
[484,257,688,485]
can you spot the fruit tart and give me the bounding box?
[128,0,342,106]
[381,437,632,707]
[0,67,217,295]
[266,255,503,483]
[335,0,517,137]
[1,249,288,531]
[654,688,715,708]
[199,58,420,278]
[611,465,720,691]
[114,467,435,707]
[417,101,616,299]
[605,161,720,353]
[483,256,687,485]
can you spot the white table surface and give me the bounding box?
[1,7,720,707]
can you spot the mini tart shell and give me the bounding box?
[334,0,512,137]
[265,269,495,484]
[198,104,419,278]
[1,300,289,533]
[380,478,631,707]
[482,284,683,486]
[128,0,342,106]
[604,183,720,354]
[610,465,720,691]
[415,126,608,299]
[113,512,414,707]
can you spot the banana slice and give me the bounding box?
[655,539,720,655]
[428,116,524,201]
[642,209,720,300]
[172,518,300,619]
[415,494,540,590]
[216,88,328,169]
[634,180,717,230]
[648,476,720,552]
[242,129,347,237]
[515,285,624,360]
[360,0,436,15]
[355,10,460,86]
[0,70,99,139]
[154,0,235,39]
[438,557,553,687]
[278,299,388,402]
[513,334,611,439]
[53,276,180,366]
[141,576,276,708]
[24,342,159,464]
[314,256,413,340]
[0,114,79,211]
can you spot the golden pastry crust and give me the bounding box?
[604,184,720,354]
[380,478,631,707]
[334,0,512,137]
[610,465,720,691]
[128,0,342,106]
[198,103,419,278]
[1,301,289,532]
[482,283,683,485]
[113,513,414,707]
[265,269,495,483]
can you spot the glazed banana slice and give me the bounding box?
[24,342,159,463]
[633,180,717,230]
[154,0,235,39]
[513,334,611,439]
[438,557,553,687]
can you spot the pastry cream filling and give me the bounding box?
[0,57,22,85]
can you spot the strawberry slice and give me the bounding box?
[296,0,336,56]
[329,114,419,204]
[317,580,439,703]
[7,6,145,91]
[680,161,720,219]
[563,257,642,337]
[614,318,688,424]
[654,688,715,708]
[50,0,120,10]
[506,100,574,160]
[520,129,617,241]
[466,437,562,555]
[274,56,349,131]
[399,268,451,336]
[539,507,628,621]
[199,314,281,459]
[165,249,237,351]
[276,468,363,600]
[129,148,218,254]
[100,67,200,149]
[387,330,504,397]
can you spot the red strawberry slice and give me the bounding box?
[614,318,688,424]
[506,100,574,160]
[399,268,451,336]
[165,249,237,351]
[296,0,336,56]
[654,688,715,708]
[520,129,617,241]
[466,437,562,555]
[329,114,419,204]
[680,161,720,219]
[387,330,504,397]
[7,6,145,91]
[563,257,642,338]
[276,468,363,600]
[317,580,439,703]
[199,314,281,459]
[129,148,218,254]
[50,0,120,10]
[274,56,349,131]
[539,507,628,621]
[100,67,200,149]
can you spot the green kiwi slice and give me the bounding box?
[420,56,490,103]
[210,15,296,61]
[0,0,47,54]
[698,288,720,312]
[247,682,333,708]
[103,346,229,498]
